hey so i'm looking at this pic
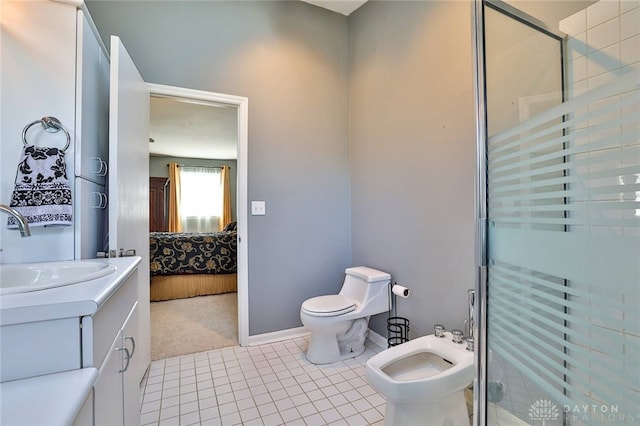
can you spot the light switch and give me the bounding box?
[251,201,266,215]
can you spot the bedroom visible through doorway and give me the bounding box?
[146,84,249,357]
[150,293,237,360]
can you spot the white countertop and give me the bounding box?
[0,368,98,426]
[0,256,141,326]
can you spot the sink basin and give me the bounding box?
[0,261,116,295]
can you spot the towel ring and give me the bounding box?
[22,116,71,152]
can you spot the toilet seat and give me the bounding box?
[301,295,356,317]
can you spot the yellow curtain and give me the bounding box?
[167,162,182,233]
[220,165,232,230]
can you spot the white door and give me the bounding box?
[109,36,150,382]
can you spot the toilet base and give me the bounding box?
[306,331,367,364]
[384,390,470,426]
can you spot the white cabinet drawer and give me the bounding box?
[81,273,136,368]
[0,318,81,382]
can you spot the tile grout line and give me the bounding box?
[141,337,387,426]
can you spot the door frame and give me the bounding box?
[147,83,249,346]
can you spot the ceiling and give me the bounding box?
[149,95,238,160]
[301,0,368,16]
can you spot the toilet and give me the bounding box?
[300,266,391,364]
[365,332,474,426]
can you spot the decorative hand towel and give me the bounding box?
[7,145,72,228]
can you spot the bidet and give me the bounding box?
[365,332,474,426]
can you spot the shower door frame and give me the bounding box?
[472,1,567,425]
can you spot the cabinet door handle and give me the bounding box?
[90,157,109,176]
[90,192,108,209]
[99,192,108,209]
[99,159,108,177]
[117,347,131,373]
[91,157,103,175]
[125,336,136,358]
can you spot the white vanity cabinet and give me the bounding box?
[0,318,81,383]
[93,303,139,426]
[0,257,143,425]
[82,269,141,426]
[122,303,141,424]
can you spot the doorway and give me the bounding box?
[147,83,248,356]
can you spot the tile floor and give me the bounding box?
[487,352,546,425]
[139,337,387,426]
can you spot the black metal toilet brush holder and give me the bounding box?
[387,316,409,347]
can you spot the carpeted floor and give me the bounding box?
[150,292,238,360]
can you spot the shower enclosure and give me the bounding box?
[474,1,639,425]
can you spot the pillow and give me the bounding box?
[223,221,237,231]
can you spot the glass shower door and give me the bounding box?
[479,1,640,425]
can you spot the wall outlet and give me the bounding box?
[251,201,266,215]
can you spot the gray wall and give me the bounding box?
[88,0,477,339]
[87,1,352,335]
[149,156,238,222]
[349,1,476,337]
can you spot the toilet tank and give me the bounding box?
[340,267,391,313]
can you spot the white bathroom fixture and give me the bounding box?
[300,266,391,364]
[365,332,474,426]
[0,261,116,295]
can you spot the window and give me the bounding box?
[179,166,221,233]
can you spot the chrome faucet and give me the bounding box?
[462,289,475,351]
[0,204,31,237]
[466,289,475,339]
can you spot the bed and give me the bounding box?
[149,228,237,301]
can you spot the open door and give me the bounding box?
[109,36,150,386]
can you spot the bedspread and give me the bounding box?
[150,231,237,276]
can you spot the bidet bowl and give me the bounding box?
[365,332,474,402]
[0,260,117,295]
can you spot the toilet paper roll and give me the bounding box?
[392,284,410,298]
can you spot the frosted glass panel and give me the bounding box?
[483,1,640,424]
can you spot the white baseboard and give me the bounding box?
[246,326,389,349]
[367,328,387,349]
[246,326,310,346]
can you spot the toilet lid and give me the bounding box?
[302,295,356,317]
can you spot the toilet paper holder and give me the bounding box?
[392,284,410,298]
[387,282,410,347]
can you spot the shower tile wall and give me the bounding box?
[561,1,639,105]
[489,2,640,423]
[560,0,640,383]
